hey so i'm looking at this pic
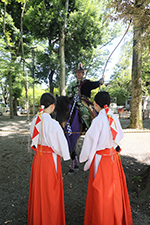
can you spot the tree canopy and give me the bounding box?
[1,0,150,124]
[106,0,150,128]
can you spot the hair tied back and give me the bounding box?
[41,105,45,109]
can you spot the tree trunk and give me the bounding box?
[3,3,13,118]
[21,0,29,121]
[0,82,7,104]
[8,72,14,118]
[59,31,66,96]
[25,71,29,121]
[49,69,54,94]
[31,47,36,117]
[129,23,143,129]
[59,0,69,96]
[13,97,17,116]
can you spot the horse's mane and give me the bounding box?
[55,96,70,125]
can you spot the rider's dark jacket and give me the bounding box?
[67,78,100,99]
[66,78,100,129]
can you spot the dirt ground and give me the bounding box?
[0,114,150,225]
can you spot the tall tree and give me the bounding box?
[142,47,150,95]
[24,0,71,95]
[24,0,105,94]
[59,0,69,95]
[0,37,10,104]
[107,0,150,129]
[0,0,33,118]
[1,1,14,118]
[65,0,104,70]
[31,46,59,93]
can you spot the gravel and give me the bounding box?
[0,115,150,225]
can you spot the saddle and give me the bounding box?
[81,96,96,120]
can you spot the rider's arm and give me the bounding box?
[89,80,101,90]
[89,78,104,90]
[81,80,100,98]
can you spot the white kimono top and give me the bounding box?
[79,108,124,172]
[30,113,70,162]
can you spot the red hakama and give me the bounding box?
[84,148,133,225]
[28,145,66,225]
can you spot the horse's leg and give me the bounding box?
[74,155,79,170]
[65,106,80,174]
[73,150,79,171]
[68,150,79,174]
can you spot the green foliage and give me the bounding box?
[22,0,110,90]
[0,38,10,74]
[0,32,25,100]
[0,0,136,106]
[65,0,104,69]
[106,0,150,58]
[101,85,129,106]
[93,36,133,106]
[89,82,130,106]
[23,0,107,71]
[24,0,66,40]
[106,0,150,129]
[20,85,45,107]
[19,85,60,108]
[35,47,59,85]
[91,86,100,102]
[11,69,24,98]
[133,176,142,181]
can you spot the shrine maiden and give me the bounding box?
[80,91,133,225]
[28,93,70,225]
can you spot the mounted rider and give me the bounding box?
[66,62,104,129]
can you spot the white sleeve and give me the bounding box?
[47,122,70,161]
[79,134,95,163]
[114,115,124,146]
[79,118,100,163]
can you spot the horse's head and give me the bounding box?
[55,95,70,128]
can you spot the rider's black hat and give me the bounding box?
[74,62,86,72]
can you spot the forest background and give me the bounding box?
[0,0,150,129]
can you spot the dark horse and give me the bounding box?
[55,95,97,174]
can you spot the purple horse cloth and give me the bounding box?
[65,106,80,153]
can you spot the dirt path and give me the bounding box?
[0,115,150,225]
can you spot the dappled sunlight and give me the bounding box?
[0,115,30,133]
[120,133,150,165]
[0,116,150,224]
[0,132,15,137]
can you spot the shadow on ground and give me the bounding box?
[0,133,150,225]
